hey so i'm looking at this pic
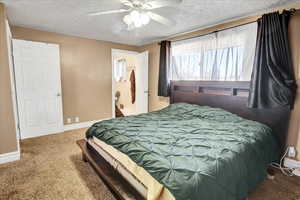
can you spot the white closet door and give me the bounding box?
[135,51,149,114]
[13,39,63,139]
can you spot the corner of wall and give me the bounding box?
[0,3,19,158]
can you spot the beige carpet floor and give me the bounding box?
[0,128,300,200]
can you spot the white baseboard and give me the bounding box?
[0,151,20,164]
[284,157,300,168]
[63,118,111,132]
[21,129,64,140]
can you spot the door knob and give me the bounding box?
[56,93,61,97]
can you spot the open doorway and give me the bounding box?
[111,49,149,118]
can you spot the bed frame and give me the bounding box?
[77,81,290,200]
[77,140,144,200]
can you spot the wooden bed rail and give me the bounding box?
[77,139,145,200]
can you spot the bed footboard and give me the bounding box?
[76,139,145,200]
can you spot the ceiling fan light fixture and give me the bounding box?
[123,14,132,25]
[141,13,150,25]
[130,10,139,19]
[123,10,150,29]
[134,19,143,27]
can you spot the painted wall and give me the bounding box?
[0,3,18,154]
[139,6,300,160]
[12,26,138,126]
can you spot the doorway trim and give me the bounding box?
[111,49,139,118]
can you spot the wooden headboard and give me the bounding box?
[170,81,290,150]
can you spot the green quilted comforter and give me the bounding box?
[86,103,279,200]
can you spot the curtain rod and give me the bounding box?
[171,21,256,43]
[158,8,297,44]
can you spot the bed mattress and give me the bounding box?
[86,103,279,200]
[88,137,174,200]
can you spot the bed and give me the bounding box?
[77,81,290,200]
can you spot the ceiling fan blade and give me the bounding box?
[89,9,130,16]
[147,11,175,26]
[120,0,134,7]
[143,0,183,10]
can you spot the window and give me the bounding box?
[114,58,127,82]
[170,23,257,81]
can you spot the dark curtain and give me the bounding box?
[158,40,171,97]
[248,10,297,109]
[130,70,136,104]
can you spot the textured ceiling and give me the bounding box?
[1,0,300,46]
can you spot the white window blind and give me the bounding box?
[171,23,258,81]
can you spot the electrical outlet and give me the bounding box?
[75,117,80,123]
[66,118,72,124]
[288,146,296,158]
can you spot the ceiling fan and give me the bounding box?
[89,0,183,29]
